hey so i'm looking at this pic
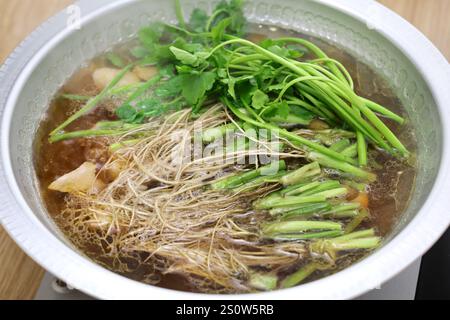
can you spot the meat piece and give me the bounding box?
[133,66,158,81]
[49,162,97,193]
[92,67,141,91]
[63,63,97,94]
[105,159,128,181]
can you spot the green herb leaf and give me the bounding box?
[227,78,237,99]
[138,23,165,49]
[235,80,257,105]
[155,76,183,98]
[116,104,144,123]
[189,8,209,33]
[106,52,126,68]
[181,71,217,105]
[211,17,231,42]
[290,105,315,120]
[170,47,203,66]
[262,101,290,119]
[252,89,269,110]
[213,0,246,36]
[170,47,193,60]
[130,46,150,59]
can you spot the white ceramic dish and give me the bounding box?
[1,0,450,300]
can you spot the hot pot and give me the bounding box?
[1,0,450,299]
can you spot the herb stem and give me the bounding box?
[280,263,320,288]
[175,0,187,29]
[50,64,134,136]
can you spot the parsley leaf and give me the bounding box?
[138,23,165,49]
[130,46,150,59]
[106,52,126,68]
[235,80,258,106]
[252,89,269,110]
[262,101,290,119]
[116,104,145,124]
[213,0,246,36]
[181,72,217,105]
[170,47,199,66]
[189,8,209,33]
[211,18,232,42]
[170,46,209,67]
[155,76,183,98]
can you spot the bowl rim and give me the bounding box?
[1,0,450,300]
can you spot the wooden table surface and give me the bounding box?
[1,0,449,300]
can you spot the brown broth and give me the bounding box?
[34,25,417,292]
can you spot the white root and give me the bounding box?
[55,106,308,293]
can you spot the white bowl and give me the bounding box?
[1,0,450,300]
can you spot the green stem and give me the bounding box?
[280,162,321,186]
[325,202,361,214]
[286,97,331,120]
[275,76,332,102]
[305,82,392,151]
[205,9,228,32]
[331,237,380,250]
[222,96,358,165]
[326,210,359,219]
[49,129,126,143]
[123,75,162,106]
[230,54,268,64]
[50,64,134,136]
[291,91,338,122]
[272,230,343,241]
[94,121,141,130]
[109,139,141,152]
[308,129,356,146]
[308,152,376,182]
[313,187,348,199]
[280,263,321,288]
[344,209,369,234]
[300,180,341,196]
[174,0,187,29]
[341,143,358,158]
[263,220,342,236]
[59,94,91,101]
[329,82,408,156]
[330,139,350,152]
[254,194,326,210]
[234,171,287,193]
[275,37,348,84]
[202,123,238,142]
[309,57,354,89]
[309,229,380,260]
[265,113,312,126]
[333,229,375,241]
[248,272,278,291]
[362,98,405,124]
[283,181,321,196]
[211,160,286,190]
[356,131,367,166]
[278,203,332,219]
[214,35,407,156]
